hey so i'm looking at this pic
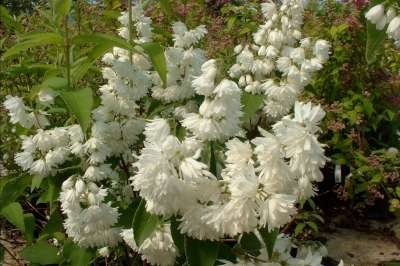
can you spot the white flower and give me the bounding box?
[313,40,330,62]
[183,79,242,141]
[259,194,296,229]
[121,225,177,266]
[172,22,207,48]
[3,95,35,128]
[365,4,385,25]
[98,247,110,257]
[387,16,400,40]
[38,89,57,105]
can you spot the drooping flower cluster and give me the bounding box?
[3,95,48,129]
[366,4,400,47]
[60,175,121,247]
[229,0,330,119]
[152,22,207,102]
[182,59,243,141]
[121,225,178,266]
[14,125,83,176]
[132,100,327,242]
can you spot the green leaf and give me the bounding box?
[0,5,22,32]
[306,221,318,232]
[72,33,132,51]
[70,43,112,82]
[396,187,400,198]
[3,32,64,58]
[52,0,72,21]
[259,228,279,259]
[41,76,68,90]
[23,214,35,243]
[140,42,167,87]
[240,232,261,257]
[21,241,62,265]
[40,210,64,239]
[31,175,44,192]
[1,202,25,232]
[0,175,30,210]
[132,199,160,247]
[37,178,61,210]
[59,88,93,134]
[241,92,264,122]
[294,223,306,236]
[63,241,93,266]
[184,236,219,266]
[366,21,387,64]
[170,216,185,254]
[159,0,173,19]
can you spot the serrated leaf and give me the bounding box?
[3,32,64,58]
[0,175,30,210]
[21,241,62,265]
[1,202,25,232]
[366,21,387,64]
[72,33,132,51]
[241,92,264,122]
[259,228,279,259]
[59,88,93,134]
[140,42,167,87]
[184,236,219,266]
[31,175,44,192]
[132,199,160,247]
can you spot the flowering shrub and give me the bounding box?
[2,0,377,265]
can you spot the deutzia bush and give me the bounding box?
[3,1,332,265]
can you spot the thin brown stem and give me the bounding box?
[0,242,23,266]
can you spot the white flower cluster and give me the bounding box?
[366,4,400,47]
[133,101,326,243]
[60,175,121,247]
[3,95,49,128]
[121,225,178,266]
[182,60,243,141]
[118,5,152,43]
[14,125,83,176]
[229,0,330,119]
[221,234,328,266]
[152,22,207,102]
